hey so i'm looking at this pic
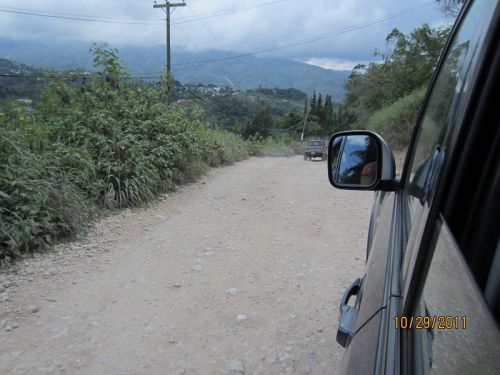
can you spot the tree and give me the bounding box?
[244,107,274,138]
[310,91,317,114]
[338,24,451,130]
[316,93,324,122]
[323,94,334,132]
[436,0,465,17]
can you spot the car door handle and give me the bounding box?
[337,278,362,347]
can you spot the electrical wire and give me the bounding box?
[0,1,288,26]
[185,5,230,52]
[173,1,434,66]
[174,83,234,119]
[0,2,434,69]
[183,5,236,84]
[171,0,287,25]
[0,8,163,25]
[0,72,312,132]
[0,5,160,22]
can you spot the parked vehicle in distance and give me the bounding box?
[327,0,500,373]
[304,139,327,160]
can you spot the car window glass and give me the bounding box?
[401,0,496,288]
[411,220,500,374]
[309,141,323,146]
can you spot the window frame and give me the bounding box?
[400,0,500,312]
[399,0,500,373]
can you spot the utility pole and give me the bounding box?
[300,98,311,141]
[153,1,186,74]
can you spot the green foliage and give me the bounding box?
[253,87,307,101]
[0,45,312,264]
[338,23,451,146]
[248,133,302,157]
[305,92,339,137]
[195,125,249,170]
[362,86,427,149]
[0,58,47,105]
[0,128,93,263]
[173,85,306,136]
[436,0,465,17]
[0,45,252,264]
[244,107,274,138]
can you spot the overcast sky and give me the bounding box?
[0,0,450,70]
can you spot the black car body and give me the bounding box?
[328,0,500,373]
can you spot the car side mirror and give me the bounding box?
[328,131,397,191]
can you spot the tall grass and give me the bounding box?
[248,133,302,157]
[0,46,252,265]
[0,46,302,265]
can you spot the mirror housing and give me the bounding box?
[328,130,397,191]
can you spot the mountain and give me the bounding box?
[0,57,46,104]
[0,39,349,100]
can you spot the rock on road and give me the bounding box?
[0,156,373,375]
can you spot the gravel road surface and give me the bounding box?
[0,156,373,375]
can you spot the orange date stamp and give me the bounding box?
[394,315,467,330]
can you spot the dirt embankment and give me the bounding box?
[0,156,373,375]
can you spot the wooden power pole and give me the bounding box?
[301,98,311,141]
[153,1,186,104]
[153,1,186,73]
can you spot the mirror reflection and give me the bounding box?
[336,135,378,187]
[330,136,344,182]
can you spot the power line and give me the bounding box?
[0,72,313,133]
[0,2,434,78]
[0,1,287,26]
[174,84,234,119]
[0,8,163,25]
[0,73,40,78]
[173,1,434,67]
[180,9,216,52]
[0,72,156,79]
[0,71,232,117]
[0,5,161,22]
[0,2,434,70]
[174,85,302,131]
[174,21,207,52]
[186,4,227,52]
[171,0,287,25]
[183,4,236,85]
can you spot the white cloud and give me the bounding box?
[302,57,370,71]
[0,0,447,62]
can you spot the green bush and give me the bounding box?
[363,86,427,149]
[0,133,93,263]
[248,133,302,157]
[0,45,302,265]
[0,46,253,264]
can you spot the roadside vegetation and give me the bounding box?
[337,24,451,149]
[0,46,299,265]
[0,18,453,264]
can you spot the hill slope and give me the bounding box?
[0,39,349,100]
[0,57,46,104]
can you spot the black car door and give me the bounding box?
[338,0,500,374]
[399,0,500,372]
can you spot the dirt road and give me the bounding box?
[0,156,373,375]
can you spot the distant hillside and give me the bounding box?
[174,85,308,132]
[0,58,45,104]
[0,56,310,135]
[0,38,349,100]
